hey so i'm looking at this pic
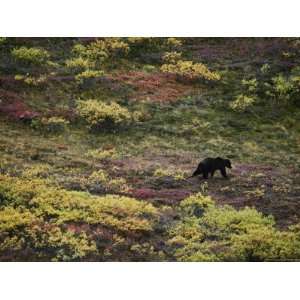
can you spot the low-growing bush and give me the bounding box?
[14,74,48,86]
[65,57,94,73]
[265,74,298,106]
[75,70,104,84]
[228,70,300,111]
[167,193,300,261]
[0,175,161,261]
[11,46,50,66]
[0,205,97,261]
[76,100,132,130]
[166,38,182,48]
[241,78,258,93]
[71,38,129,69]
[161,60,220,81]
[1,174,300,261]
[162,51,182,64]
[229,94,256,112]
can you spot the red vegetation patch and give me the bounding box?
[0,89,39,121]
[108,71,195,102]
[130,188,191,205]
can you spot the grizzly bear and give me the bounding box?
[190,157,232,179]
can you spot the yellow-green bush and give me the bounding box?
[1,174,300,261]
[167,193,300,261]
[265,74,299,106]
[75,70,104,83]
[0,175,161,261]
[161,60,220,81]
[65,57,94,73]
[0,206,97,261]
[229,94,256,112]
[0,175,47,206]
[72,38,129,68]
[76,100,132,130]
[14,74,48,86]
[162,51,182,64]
[11,46,50,66]
[166,38,182,47]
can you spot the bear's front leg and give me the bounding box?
[203,172,209,179]
[220,167,228,178]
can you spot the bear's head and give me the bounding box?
[224,159,232,169]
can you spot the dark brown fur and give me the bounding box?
[190,157,232,179]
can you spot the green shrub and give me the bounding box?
[161,60,220,81]
[167,193,300,261]
[166,38,182,47]
[65,57,94,73]
[75,69,104,83]
[76,100,132,130]
[162,51,182,64]
[0,175,161,261]
[71,38,129,69]
[241,78,258,93]
[0,175,48,207]
[260,63,271,74]
[14,74,47,86]
[0,206,97,261]
[229,94,256,112]
[11,46,50,66]
[233,72,300,109]
[266,74,297,105]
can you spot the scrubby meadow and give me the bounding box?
[0,38,300,261]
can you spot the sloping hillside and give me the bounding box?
[0,38,300,261]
